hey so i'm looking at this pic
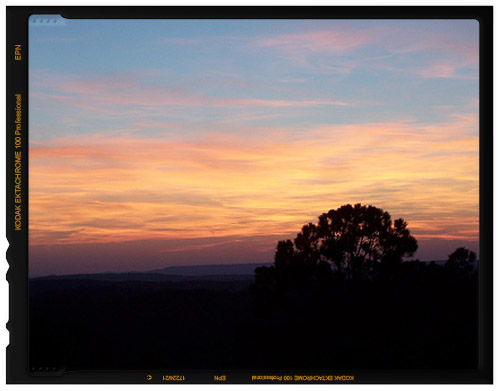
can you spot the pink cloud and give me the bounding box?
[30,70,350,114]
[229,98,349,107]
[254,30,374,54]
[418,63,457,79]
[248,25,478,81]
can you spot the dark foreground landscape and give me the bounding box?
[30,263,478,371]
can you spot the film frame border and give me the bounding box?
[6,5,493,384]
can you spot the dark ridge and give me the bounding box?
[31,272,255,282]
[148,262,272,276]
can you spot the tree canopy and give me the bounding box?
[257,203,418,283]
[445,247,477,278]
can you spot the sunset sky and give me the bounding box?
[29,18,479,276]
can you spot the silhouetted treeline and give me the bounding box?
[253,204,477,288]
[29,204,479,371]
[249,204,478,369]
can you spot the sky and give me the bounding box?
[29,18,479,276]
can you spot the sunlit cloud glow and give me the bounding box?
[29,19,479,275]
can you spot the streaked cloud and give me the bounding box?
[253,29,375,54]
[30,69,350,117]
[30,114,478,247]
[29,19,479,275]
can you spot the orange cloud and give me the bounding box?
[30,115,479,247]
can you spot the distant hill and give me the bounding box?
[148,262,272,276]
[31,263,272,281]
[32,272,255,282]
[32,260,477,282]
[30,263,272,292]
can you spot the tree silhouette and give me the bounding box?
[250,205,478,369]
[257,203,418,284]
[445,247,477,279]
